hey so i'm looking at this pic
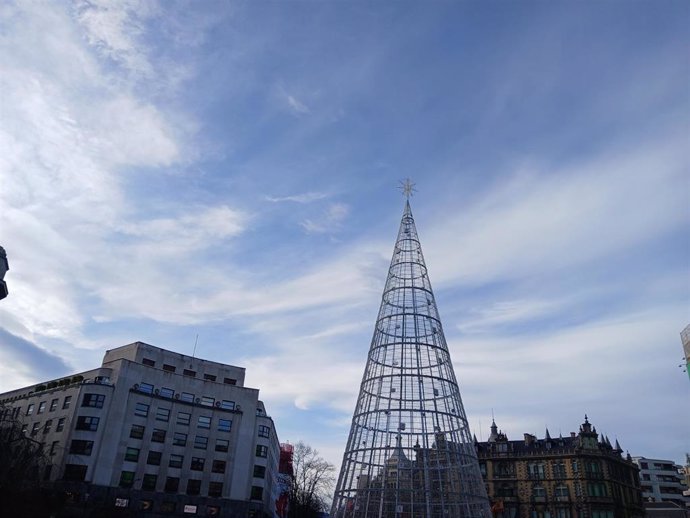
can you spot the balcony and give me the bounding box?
[585,471,604,480]
[495,472,517,479]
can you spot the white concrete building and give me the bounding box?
[632,457,690,509]
[0,341,280,517]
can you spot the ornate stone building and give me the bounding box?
[476,416,643,518]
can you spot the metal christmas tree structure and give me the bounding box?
[332,183,490,518]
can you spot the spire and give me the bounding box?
[488,417,499,442]
[545,428,552,441]
[331,197,491,518]
[615,439,622,452]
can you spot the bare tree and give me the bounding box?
[288,441,336,518]
[0,404,55,517]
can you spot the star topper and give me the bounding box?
[398,178,417,199]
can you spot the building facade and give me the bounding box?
[631,456,689,508]
[476,417,643,518]
[0,341,280,517]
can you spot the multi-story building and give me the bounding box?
[0,341,280,517]
[631,456,689,508]
[476,416,643,518]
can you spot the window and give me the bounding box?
[198,415,211,429]
[49,398,58,412]
[223,378,236,385]
[147,450,162,465]
[152,429,166,442]
[212,460,226,474]
[177,412,191,425]
[56,417,65,432]
[497,484,514,497]
[191,457,205,471]
[63,396,72,409]
[532,486,546,498]
[139,382,154,394]
[528,462,545,479]
[82,393,105,408]
[31,422,41,436]
[38,401,46,414]
[215,439,229,452]
[194,435,208,450]
[203,373,217,382]
[124,447,140,462]
[173,432,187,446]
[554,462,567,478]
[555,485,569,498]
[135,402,150,417]
[251,486,263,500]
[130,424,145,439]
[253,465,266,478]
[162,364,176,372]
[180,392,194,403]
[183,369,196,377]
[169,454,183,468]
[164,477,179,493]
[159,387,174,398]
[588,483,607,497]
[142,358,155,367]
[572,460,579,473]
[156,407,170,422]
[256,445,268,458]
[220,400,235,410]
[76,416,100,431]
[218,419,232,433]
[258,425,270,438]
[186,479,201,495]
[41,420,52,435]
[69,440,94,455]
[50,441,59,455]
[556,509,571,518]
[200,396,215,407]
[26,404,35,416]
[142,474,157,491]
[208,482,223,498]
[63,464,87,481]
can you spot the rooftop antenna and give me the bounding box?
[192,334,199,359]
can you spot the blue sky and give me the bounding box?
[0,0,688,470]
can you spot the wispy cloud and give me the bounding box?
[265,192,329,203]
[301,202,350,234]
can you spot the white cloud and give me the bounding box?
[286,94,310,115]
[74,0,158,77]
[424,132,688,287]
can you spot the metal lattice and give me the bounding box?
[332,200,490,518]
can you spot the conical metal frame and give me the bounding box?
[332,201,490,518]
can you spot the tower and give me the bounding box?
[332,190,490,518]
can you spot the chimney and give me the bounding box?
[524,433,535,446]
[570,432,576,438]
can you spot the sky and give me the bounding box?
[0,0,688,474]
